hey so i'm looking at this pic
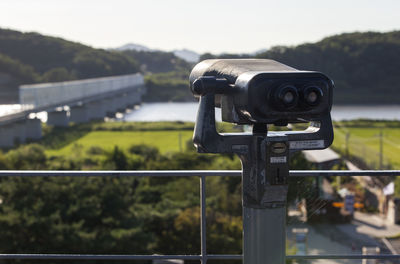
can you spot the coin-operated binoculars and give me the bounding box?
[190,59,334,264]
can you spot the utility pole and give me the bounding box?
[345,132,350,159]
[178,133,182,152]
[336,175,341,191]
[379,129,383,169]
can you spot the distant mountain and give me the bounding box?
[253,48,268,55]
[173,49,199,63]
[121,49,191,73]
[116,43,199,63]
[115,43,154,52]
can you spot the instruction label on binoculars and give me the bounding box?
[289,140,324,149]
[270,156,287,163]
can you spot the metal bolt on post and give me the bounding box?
[190,59,334,264]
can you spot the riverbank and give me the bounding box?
[122,103,400,122]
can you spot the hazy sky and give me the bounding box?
[0,0,399,54]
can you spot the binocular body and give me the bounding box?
[190,59,333,126]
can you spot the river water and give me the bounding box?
[1,103,399,122]
[123,102,400,122]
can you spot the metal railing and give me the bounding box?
[0,169,400,263]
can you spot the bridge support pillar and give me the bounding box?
[70,105,90,124]
[126,92,140,108]
[114,97,126,113]
[0,123,17,148]
[123,94,132,109]
[13,121,27,145]
[87,101,106,121]
[26,118,42,140]
[122,94,132,109]
[47,110,69,127]
[104,98,117,118]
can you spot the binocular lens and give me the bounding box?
[307,91,318,103]
[283,91,295,104]
[276,85,298,108]
[304,86,323,106]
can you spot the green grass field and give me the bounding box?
[46,130,194,157]
[44,120,400,169]
[333,123,400,169]
[43,121,243,158]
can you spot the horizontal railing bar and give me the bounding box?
[0,254,202,260]
[0,170,241,177]
[208,254,400,260]
[291,170,400,177]
[287,254,400,260]
[0,170,398,177]
[207,254,242,260]
[0,254,398,260]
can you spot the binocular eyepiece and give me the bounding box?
[274,83,323,110]
[190,59,333,126]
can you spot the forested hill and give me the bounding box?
[255,31,400,104]
[0,28,140,102]
[200,31,400,104]
[0,28,191,103]
[0,28,141,82]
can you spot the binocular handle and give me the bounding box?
[193,93,251,153]
[193,93,334,154]
[191,76,234,96]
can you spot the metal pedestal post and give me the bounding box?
[243,206,286,264]
[240,135,289,264]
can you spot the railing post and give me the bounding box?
[200,175,207,264]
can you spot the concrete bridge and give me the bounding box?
[0,73,145,148]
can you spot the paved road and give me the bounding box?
[288,211,400,263]
[288,223,354,264]
[346,212,400,240]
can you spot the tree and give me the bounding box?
[42,67,75,82]
[6,144,47,169]
[102,146,128,170]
